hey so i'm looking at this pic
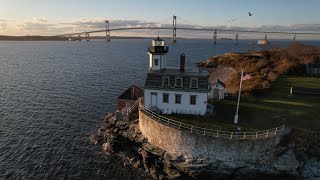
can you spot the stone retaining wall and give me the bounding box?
[139,109,283,165]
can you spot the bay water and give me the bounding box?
[0,39,319,179]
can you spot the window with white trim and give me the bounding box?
[190,95,197,105]
[190,78,198,89]
[175,94,181,104]
[163,93,169,103]
[162,76,170,86]
[175,77,183,88]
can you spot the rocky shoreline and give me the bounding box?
[91,112,320,180]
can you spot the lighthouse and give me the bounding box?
[144,37,210,116]
[147,37,169,70]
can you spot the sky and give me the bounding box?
[1,0,320,37]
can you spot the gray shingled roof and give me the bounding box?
[214,79,226,88]
[117,85,144,100]
[144,68,209,93]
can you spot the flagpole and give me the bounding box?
[234,69,243,124]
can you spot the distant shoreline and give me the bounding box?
[1,35,319,41]
[0,35,186,41]
[0,35,153,41]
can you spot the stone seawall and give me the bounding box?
[137,109,320,179]
[94,109,320,179]
[139,110,283,167]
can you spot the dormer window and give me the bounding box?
[162,76,170,86]
[190,78,198,89]
[175,77,183,88]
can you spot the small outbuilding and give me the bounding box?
[209,79,226,100]
[117,85,144,111]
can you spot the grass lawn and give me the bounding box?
[212,76,320,130]
[166,76,320,131]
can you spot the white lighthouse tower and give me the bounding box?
[147,37,169,70]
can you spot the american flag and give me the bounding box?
[242,73,251,80]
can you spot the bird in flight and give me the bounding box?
[248,12,252,16]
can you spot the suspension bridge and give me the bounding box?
[57,15,320,43]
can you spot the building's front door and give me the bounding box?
[150,92,157,107]
[213,89,220,99]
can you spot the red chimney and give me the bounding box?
[180,53,185,72]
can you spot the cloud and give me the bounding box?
[205,24,320,33]
[0,23,7,30]
[32,17,48,23]
[60,18,158,29]
[17,17,54,31]
[17,22,54,31]
[287,24,320,32]
[0,19,6,22]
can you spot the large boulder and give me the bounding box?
[302,158,320,180]
[273,150,299,174]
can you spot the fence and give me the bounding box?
[139,100,287,140]
[125,98,140,116]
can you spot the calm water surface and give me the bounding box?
[0,39,319,179]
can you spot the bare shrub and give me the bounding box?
[262,80,271,88]
[202,42,320,95]
[267,71,278,82]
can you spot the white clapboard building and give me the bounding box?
[209,79,226,100]
[143,37,210,115]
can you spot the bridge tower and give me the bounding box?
[235,33,238,45]
[264,32,267,40]
[86,33,90,41]
[172,15,177,43]
[148,37,169,70]
[213,30,217,44]
[105,20,111,41]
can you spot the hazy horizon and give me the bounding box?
[1,0,320,39]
